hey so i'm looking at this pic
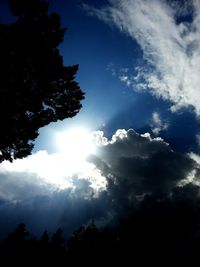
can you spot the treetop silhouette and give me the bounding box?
[0,0,84,162]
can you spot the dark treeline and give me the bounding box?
[1,190,200,266]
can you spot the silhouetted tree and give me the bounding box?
[0,0,84,162]
[6,223,29,244]
[67,223,118,265]
[51,228,64,248]
[40,230,49,245]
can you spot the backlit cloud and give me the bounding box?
[90,129,197,207]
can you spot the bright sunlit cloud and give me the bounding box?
[0,126,107,195]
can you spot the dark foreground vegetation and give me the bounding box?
[1,193,200,266]
[0,0,84,162]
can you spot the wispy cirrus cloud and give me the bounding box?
[85,0,200,116]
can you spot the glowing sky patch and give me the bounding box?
[55,127,96,160]
[0,127,107,194]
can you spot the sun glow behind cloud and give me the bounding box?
[0,127,107,195]
[1,127,199,205]
[55,127,96,161]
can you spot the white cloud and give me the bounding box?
[151,112,168,135]
[86,0,200,116]
[0,150,107,203]
[187,152,200,186]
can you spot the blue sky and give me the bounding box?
[1,0,200,238]
[32,0,200,154]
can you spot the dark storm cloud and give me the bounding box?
[90,129,197,211]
